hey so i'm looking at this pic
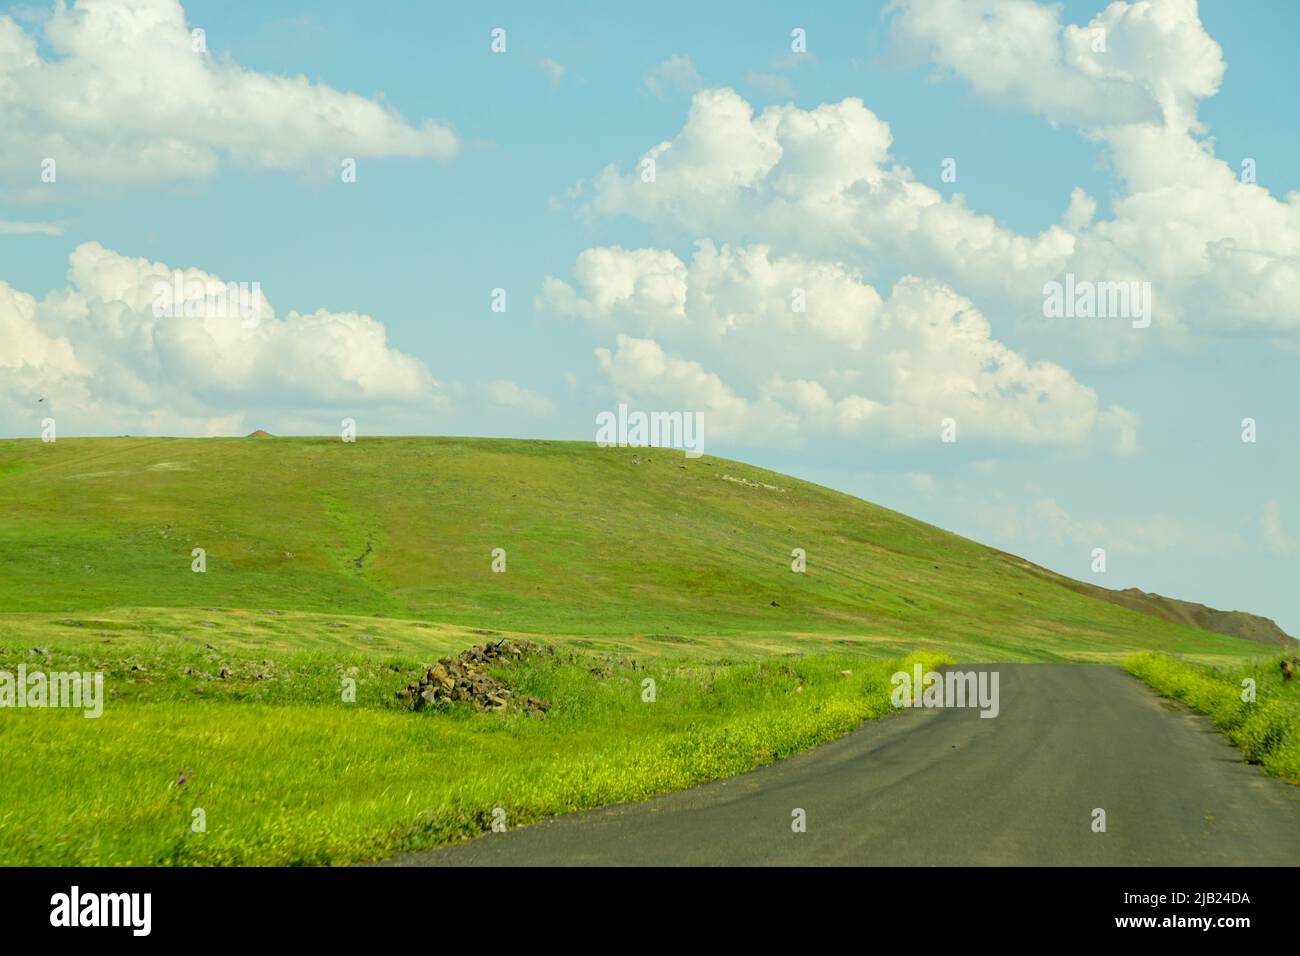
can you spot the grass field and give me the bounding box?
[0,639,948,865]
[0,436,1280,864]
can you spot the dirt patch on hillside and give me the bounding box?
[720,473,784,492]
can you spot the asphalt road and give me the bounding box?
[383,664,1300,866]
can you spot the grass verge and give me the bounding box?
[1124,652,1300,783]
[0,641,948,865]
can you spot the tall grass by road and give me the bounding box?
[0,641,948,865]
[1125,652,1300,783]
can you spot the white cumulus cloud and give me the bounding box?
[544,242,1129,448]
[0,242,444,436]
[0,0,458,184]
[581,31,1300,357]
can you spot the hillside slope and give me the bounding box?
[0,436,1266,663]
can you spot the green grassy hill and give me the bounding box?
[0,435,1281,865]
[0,435,1261,663]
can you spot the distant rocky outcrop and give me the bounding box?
[998,550,1296,648]
[1087,586,1295,648]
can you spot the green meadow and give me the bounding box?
[0,436,1275,864]
[0,645,950,865]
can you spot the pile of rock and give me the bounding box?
[397,639,552,715]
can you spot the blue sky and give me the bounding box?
[1,0,1297,634]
